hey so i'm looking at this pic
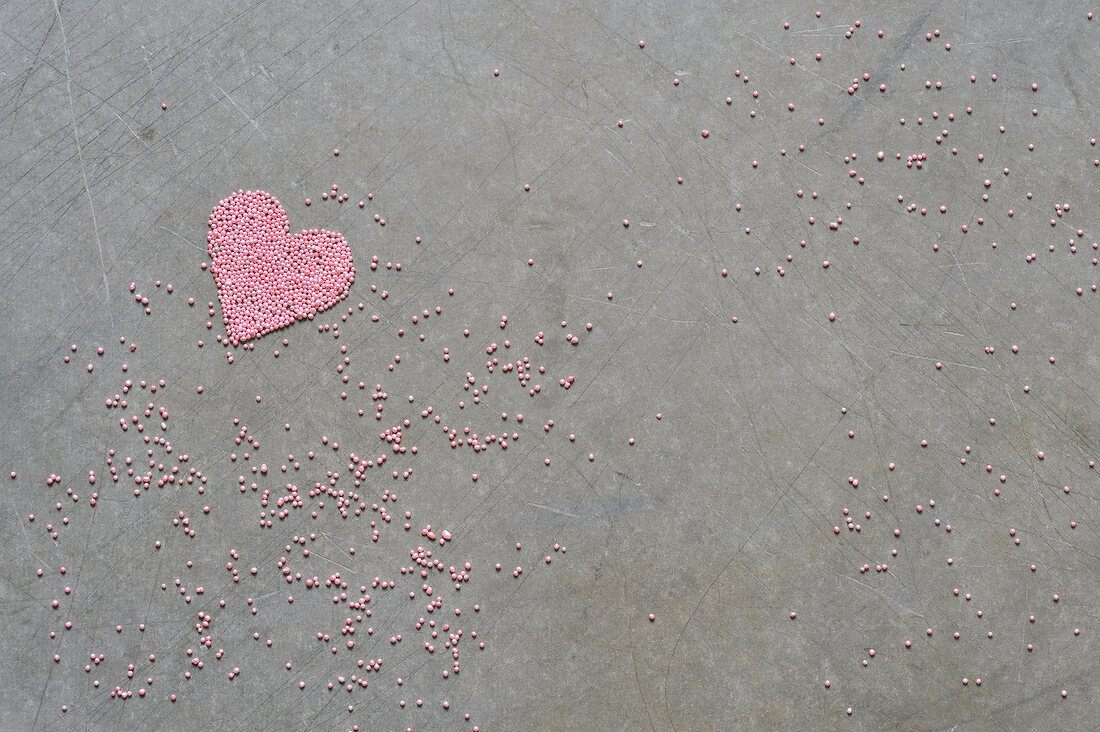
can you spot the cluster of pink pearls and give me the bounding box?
[207,190,355,343]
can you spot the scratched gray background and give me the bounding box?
[1,0,1098,730]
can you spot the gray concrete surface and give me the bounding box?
[2,1,1098,730]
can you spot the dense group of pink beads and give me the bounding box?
[207,190,354,343]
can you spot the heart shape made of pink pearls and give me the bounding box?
[207,190,355,343]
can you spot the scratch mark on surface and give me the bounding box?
[213,81,269,140]
[527,502,581,519]
[113,112,148,146]
[54,0,112,319]
[846,576,925,617]
[883,349,989,371]
[157,225,206,253]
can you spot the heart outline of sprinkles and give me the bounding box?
[207,190,355,343]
